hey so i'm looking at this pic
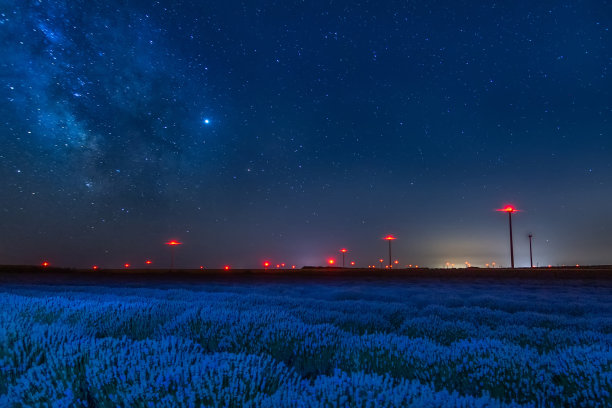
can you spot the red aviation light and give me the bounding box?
[224,265,230,270]
[42,261,50,267]
[92,265,98,270]
[145,260,152,265]
[384,235,396,240]
[340,248,348,253]
[124,263,130,268]
[328,259,335,265]
[165,240,182,246]
[497,205,518,213]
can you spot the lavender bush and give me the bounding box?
[0,279,610,407]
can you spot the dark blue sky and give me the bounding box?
[1,1,610,268]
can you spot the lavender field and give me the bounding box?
[0,278,611,407]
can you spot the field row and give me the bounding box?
[0,281,611,407]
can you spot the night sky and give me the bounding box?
[1,1,610,269]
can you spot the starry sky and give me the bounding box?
[1,0,611,269]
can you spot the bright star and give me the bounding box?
[203,118,210,125]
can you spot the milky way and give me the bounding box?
[1,1,610,268]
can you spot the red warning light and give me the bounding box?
[328,259,336,265]
[145,260,152,265]
[384,235,396,240]
[224,265,230,270]
[263,261,270,269]
[124,263,130,268]
[291,265,296,269]
[200,266,204,269]
[92,265,98,270]
[42,261,49,267]
[165,240,182,246]
[340,248,348,253]
[350,261,356,266]
[496,205,518,213]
